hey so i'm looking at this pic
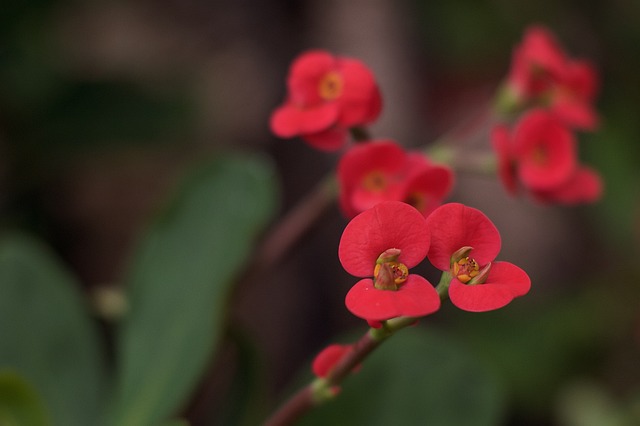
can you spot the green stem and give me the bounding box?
[436,271,453,300]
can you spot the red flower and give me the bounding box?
[513,109,577,190]
[270,50,382,151]
[491,109,603,204]
[426,203,530,312]
[339,201,440,322]
[502,25,599,130]
[312,344,356,378]
[337,141,453,218]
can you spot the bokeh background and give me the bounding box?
[1,0,639,425]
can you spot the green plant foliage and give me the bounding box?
[0,234,108,426]
[449,278,639,415]
[298,327,505,426]
[0,371,51,426]
[106,154,278,426]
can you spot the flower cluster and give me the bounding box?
[338,201,530,324]
[270,50,454,217]
[262,26,611,425]
[268,26,601,341]
[492,25,603,204]
[498,25,599,131]
[492,109,602,203]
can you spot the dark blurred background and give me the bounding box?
[1,0,639,425]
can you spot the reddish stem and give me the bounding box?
[263,385,315,426]
[261,317,420,426]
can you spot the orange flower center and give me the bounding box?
[373,261,409,290]
[318,71,344,100]
[532,144,548,165]
[362,171,387,192]
[453,257,479,284]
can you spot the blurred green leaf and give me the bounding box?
[0,233,109,426]
[0,370,50,426]
[106,154,278,426]
[298,327,505,426]
[449,276,638,416]
[214,328,268,426]
[161,420,190,426]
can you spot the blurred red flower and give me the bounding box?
[270,50,382,151]
[339,201,440,322]
[337,141,453,218]
[502,25,599,130]
[491,109,603,204]
[426,203,530,312]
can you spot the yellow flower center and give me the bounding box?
[453,257,479,284]
[318,71,344,100]
[374,261,409,286]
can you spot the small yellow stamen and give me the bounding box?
[453,256,479,284]
[318,71,343,100]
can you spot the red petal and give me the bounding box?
[513,109,577,190]
[297,103,340,134]
[270,103,300,138]
[507,25,567,97]
[564,59,599,101]
[339,201,429,277]
[312,344,351,378]
[533,166,603,204]
[345,275,440,322]
[520,26,567,75]
[551,99,599,131]
[270,102,339,137]
[335,58,381,126]
[550,60,599,131]
[426,203,501,271]
[448,261,531,312]
[287,50,335,106]
[401,162,454,217]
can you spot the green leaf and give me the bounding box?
[107,154,277,426]
[298,327,505,426]
[0,234,108,426]
[0,370,50,426]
